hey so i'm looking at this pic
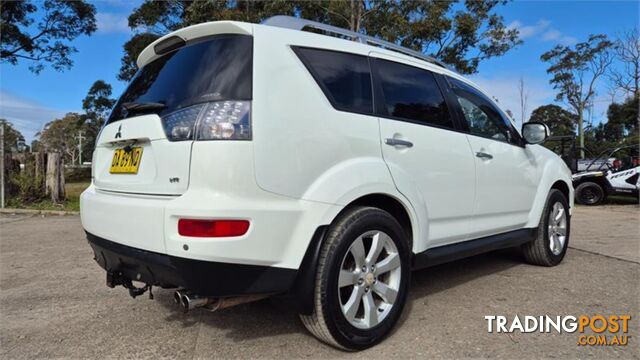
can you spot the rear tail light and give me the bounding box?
[161,100,251,141]
[178,219,250,237]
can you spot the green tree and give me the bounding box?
[541,34,613,158]
[30,139,41,153]
[117,0,521,81]
[82,80,116,122]
[117,33,163,82]
[584,97,639,156]
[81,80,116,160]
[528,105,577,136]
[0,0,97,73]
[37,113,84,165]
[604,96,639,144]
[0,119,26,153]
[364,0,521,74]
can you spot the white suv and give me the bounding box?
[81,16,574,350]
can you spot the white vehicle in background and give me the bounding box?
[81,16,574,350]
[573,145,640,205]
[577,158,615,172]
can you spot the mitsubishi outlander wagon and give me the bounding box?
[81,16,574,350]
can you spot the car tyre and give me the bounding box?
[522,189,570,266]
[575,181,605,205]
[299,206,411,350]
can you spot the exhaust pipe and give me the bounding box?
[174,290,267,313]
[173,290,185,305]
[179,292,216,313]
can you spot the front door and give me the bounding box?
[446,77,541,237]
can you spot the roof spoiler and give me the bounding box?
[136,21,253,68]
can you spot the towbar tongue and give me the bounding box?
[106,271,154,299]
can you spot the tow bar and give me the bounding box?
[106,271,154,299]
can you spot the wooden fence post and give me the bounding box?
[45,153,65,202]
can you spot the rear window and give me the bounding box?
[107,34,252,124]
[293,47,373,114]
[374,59,453,129]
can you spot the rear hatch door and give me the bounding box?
[92,33,253,196]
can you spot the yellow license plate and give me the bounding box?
[110,147,143,174]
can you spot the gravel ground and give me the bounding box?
[1,204,638,359]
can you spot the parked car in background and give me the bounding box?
[81,16,574,350]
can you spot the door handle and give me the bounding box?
[385,138,413,148]
[476,151,493,160]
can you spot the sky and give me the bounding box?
[0,0,638,143]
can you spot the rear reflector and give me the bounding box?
[178,219,250,237]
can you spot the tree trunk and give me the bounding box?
[577,107,585,159]
[34,152,46,193]
[349,0,363,32]
[45,153,65,203]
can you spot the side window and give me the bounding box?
[293,47,373,114]
[449,78,516,143]
[374,59,454,129]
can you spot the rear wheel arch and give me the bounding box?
[346,194,414,250]
[294,193,415,315]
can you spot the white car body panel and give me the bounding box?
[465,136,541,238]
[524,146,575,227]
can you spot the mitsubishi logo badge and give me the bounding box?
[115,124,122,139]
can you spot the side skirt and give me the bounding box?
[412,228,537,270]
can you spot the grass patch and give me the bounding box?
[7,182,90,212]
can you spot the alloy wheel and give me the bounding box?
[338,230,401,329]
[547,202,568,255]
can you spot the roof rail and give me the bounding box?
[261,15,451,71]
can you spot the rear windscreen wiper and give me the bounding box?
[122,101,166,112]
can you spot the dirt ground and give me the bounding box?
[1,204,638,359]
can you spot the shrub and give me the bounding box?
[9,171,46,202]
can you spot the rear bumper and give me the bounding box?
[80,183,341,269]
[87,232,297,297]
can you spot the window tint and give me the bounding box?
[294,47,373,114]
[108,35,252,124]
[375,59,453,128]
[449,78,516,143]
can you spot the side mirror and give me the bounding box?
[522,122,549,145]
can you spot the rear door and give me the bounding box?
[445,77,541,237]
[93,34,253,195]
[372,54,476,247]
